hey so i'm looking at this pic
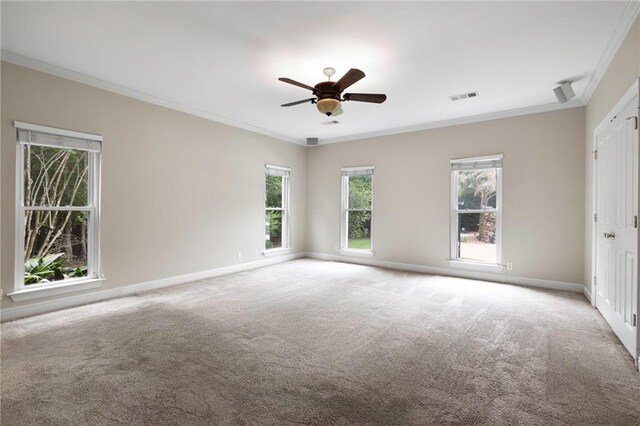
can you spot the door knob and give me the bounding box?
[603,232,616,239]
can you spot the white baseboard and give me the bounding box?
[583,284,593,304]
[306,252,584,293]
[1,251,584,322]
[0,252,304,322]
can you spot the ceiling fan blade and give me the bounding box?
[281,98,316,107]
[343,93,387,103]
[332,106,344,116]
[278,77,316,92]
[333,68,365,91]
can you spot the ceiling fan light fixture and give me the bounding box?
[316,98,341,116]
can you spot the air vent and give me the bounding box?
[321,120,340,126]
[449,91,478,101]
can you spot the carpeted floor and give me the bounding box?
[1,259,639,425]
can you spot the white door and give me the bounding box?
[595,94,638,361]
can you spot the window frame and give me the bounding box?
[12,122,103,297]
[340,166,375,256]
[264,164,290,254]
[449,155,503,269]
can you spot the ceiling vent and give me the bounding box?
[321,120,340,126]
[449,91,478,101]
[306,137,319,146]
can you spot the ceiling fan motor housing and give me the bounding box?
[314,81,342,116]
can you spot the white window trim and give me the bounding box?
[264,164,290,254]
[339,248,375,258]
[14,121,104,142]
[446,260,504,272]
[262,247,292,257]
[264,164,290,173]
[12,122,103,301]
[449,155,503,269]
[450,154,502,164]
[342,165,374,173]
[340,166,375,255]
[8,278,105,302]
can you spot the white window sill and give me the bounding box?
[8,278,105,302]
[262,247,292,257]
[340,249,375,258]
[447,260,504,272]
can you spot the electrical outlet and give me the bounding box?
[237,252,242,260]
[506,262,513,271]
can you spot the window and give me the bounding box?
[341,166,374,253]
[450,155,502,265]
[265,165,290,251]
[15,122,102,291]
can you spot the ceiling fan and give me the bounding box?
[279,67,387,117]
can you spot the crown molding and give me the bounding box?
[318,98,584,145]
[1,49,302,146]
[580,0,640,104]
[5,0,636,150]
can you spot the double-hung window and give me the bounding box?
[341,166,374,253]
[265,164,290,252]
[14,122,102,296]
[450,155,502,265]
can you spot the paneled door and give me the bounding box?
[595,92,638,362]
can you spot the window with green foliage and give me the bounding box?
[16,124,102,288]
[451,156,502,264]
[265,165,290,251]
[341,167,374,252]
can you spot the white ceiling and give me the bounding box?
[0,1,632,144]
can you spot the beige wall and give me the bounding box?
[307,108,586,284]
[584,18,640,292]
[1,62,307,309]
[0,47,604,314]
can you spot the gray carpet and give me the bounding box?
[1,259,639,425]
